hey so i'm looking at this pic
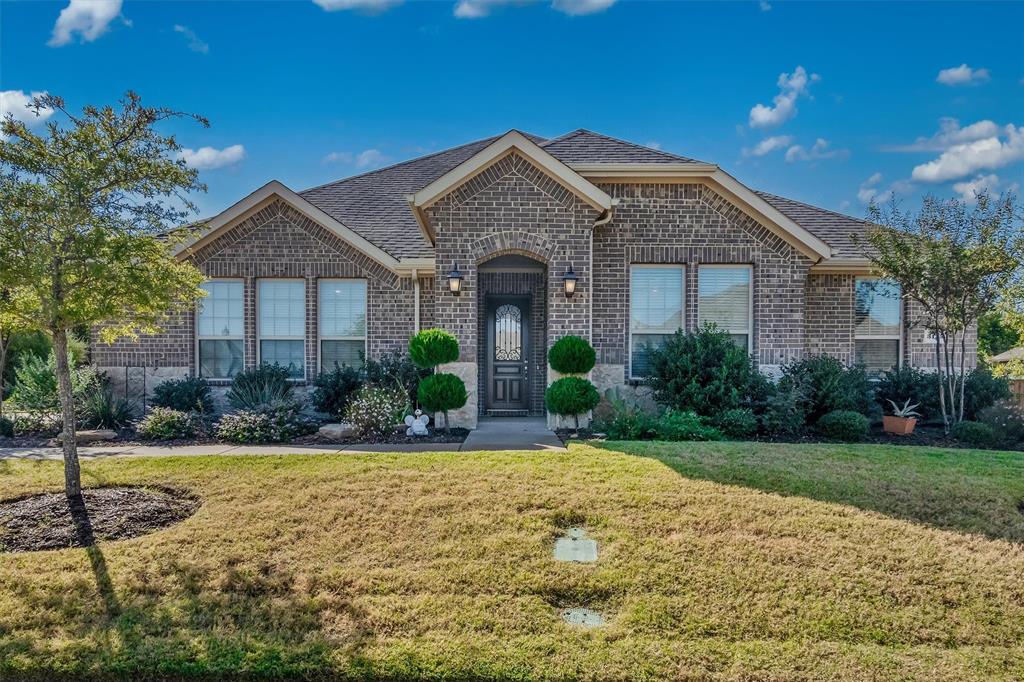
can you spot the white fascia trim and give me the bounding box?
[174,180,400,270]
[395,257,436,277]
[708,170,833,261]
[411,130,612,212]
[809,258,876,274]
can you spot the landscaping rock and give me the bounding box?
[55,429,118,444]
[318,422,358,440]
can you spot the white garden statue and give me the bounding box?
[405,409,430,437]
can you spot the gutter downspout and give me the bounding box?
[591,204,616,344]
[412,268,421,334]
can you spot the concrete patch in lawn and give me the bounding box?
[553,526,598,563]
[560,607,605,627]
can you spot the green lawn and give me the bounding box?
[1,442,1022,680]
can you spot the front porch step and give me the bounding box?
[485,409,529,417]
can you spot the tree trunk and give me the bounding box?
[958,330,967,423]
[443,409,450,435]
[52,328,81,499]
[0,330,8,421]
[935,333,949,433]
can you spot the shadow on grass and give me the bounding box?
[68,495,120,617]
[592,439,1024,544]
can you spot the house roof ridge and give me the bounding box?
[555,128,706,164]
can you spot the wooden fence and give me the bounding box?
[1009,379,1024,408]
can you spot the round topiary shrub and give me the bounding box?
[816,409,870,441]
[417,373,468,433]
[548,335,596,375]
[409,329,459,369]
[713,407,758,439]
[545,376,600,431]
[950,420,1000,449]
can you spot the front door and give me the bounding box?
[486,296,529,413]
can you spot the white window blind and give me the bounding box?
[698,266,752,350]
[630,265,684,378]
[197,280,244,379]
[854,277,901,376]
[319,279,367,370]
[258,279,306,379]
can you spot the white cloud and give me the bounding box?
[838,200,851,211]
[911,124,1024,183]
[179,144,246,170]
[759,0,771,10]
[644,140,661,150]
[313,0,403,11]
[748,66,820,129]
[48,0,123,47]
[936,63,990,86]
[857,172,884,203]
[784,137,849,162]
[455,0,615,18]
[1,90,55,135]
[952,174,1000,203]
[173,25,209,54]
[551,0,616,15]
[322,148,390,169]
[882,117,1001,153]
[743,135,793,157]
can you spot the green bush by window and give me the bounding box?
[365,350,429,408]
[545,376,600,431]
[654,409,722,441]
[137,407,200,440]
[874,366,940,421]
[713,408,758,439]
[151,376,214,414]
[409,329,459,369]
[9,352,101,412]
[80,386,136,429]
[548,336,596,375]
[962,366,1011,421]
[816,410,870,441]
[225,364,293,411]
[645,326,768,417]
[312,364,363,417]
[759,380,807,436]
[592,389,656,440]
[950,420,1001,449]
[778,355,875,424]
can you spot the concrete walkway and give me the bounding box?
[0,418,565,460]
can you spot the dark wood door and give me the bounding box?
[486,296,529,413]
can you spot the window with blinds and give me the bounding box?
[630,265,684,378]
[197,280,244,379]
[698,265,752,351]
[854,277,901,376]
[258,279,306,379]
[319,279,367,371]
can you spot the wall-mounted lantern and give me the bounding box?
[447,262,463,296]
[562,265,579,298]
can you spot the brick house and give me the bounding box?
[91,129,975,427]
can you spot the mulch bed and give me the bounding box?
[296,427,470,446]
[0,486,200,553]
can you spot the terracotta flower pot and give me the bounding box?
[883,415,917,435]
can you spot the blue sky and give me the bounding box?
[2,0,1023,219]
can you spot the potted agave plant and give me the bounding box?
[883,399,920,435]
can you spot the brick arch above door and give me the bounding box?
[472,231,557,266]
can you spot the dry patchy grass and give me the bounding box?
[0,442,1022,680]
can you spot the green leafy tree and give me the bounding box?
[0,289,33,420]
[0,93,208,498]
[978,311,1021,358]
[860,193,1023,431]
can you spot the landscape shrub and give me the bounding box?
[977,400,1024,446]
[875,365,941,421]
[9,352,101,412]
[312,364,363,417]
[950,420,1001,449]
[962,366,1012,421]
[12,413,60,436]
[217,402,315,444]
[1,330,51,398]
[816,410,870,441]
[713,408,758,439]
[778,355,875,423]
[80,386,136,429]
[545,377,600,431]
[548,335,596,375]
[365,350,428,407]
[646,326,768,416]
[653,409,722,441]
[0,416,12,438]
[137,407,200,440]
[151,376,214,414]
[417,373,468,432]
[344,384,408,438]
[408,329,459,369]
[759,380,808,436]
[592,388,656,440]
[226,364,293,410]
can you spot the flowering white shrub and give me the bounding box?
[344,385,408,438]
[216,402,315,443]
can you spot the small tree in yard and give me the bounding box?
[545,335,600,433]
[861,193,1023,431]
[0,93,208,498]
[411,329,467,433]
